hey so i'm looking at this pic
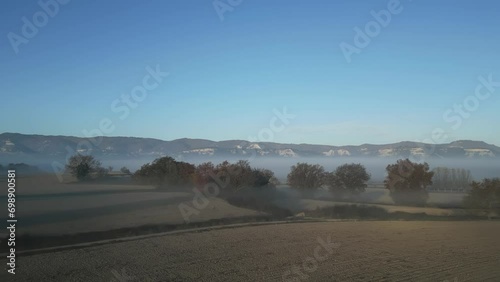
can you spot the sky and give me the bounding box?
[1,0,499,146]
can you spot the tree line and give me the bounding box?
[64,154,499,214]
[430,167,472,192]
[287,162,370,200]
[133,157,278,193]
[287,159,433,206]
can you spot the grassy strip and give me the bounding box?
[307,204,499,221]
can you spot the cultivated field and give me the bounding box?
[0,174,266,239]
[4,221,500,281]
[0,174,476,240]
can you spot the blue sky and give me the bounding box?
[1,0,499,146]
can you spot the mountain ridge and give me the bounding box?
[1,132,499,160]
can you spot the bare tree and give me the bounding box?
[432,167,472,192]
[65,154,104,181]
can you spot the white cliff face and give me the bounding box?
[247,143,262,150]
[322,149,351,156]
[182,148,215,156]
[410,147,425,156]
[1,140,15,152]
[378,148,395,157]
[322,150,335,156]
[360,147,370,155]
[337,149,351,156]
[276,149,297,157]
[464,149,495,157]
[258,150,269,156]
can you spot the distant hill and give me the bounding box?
[1,133,499,162]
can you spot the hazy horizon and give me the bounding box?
[2,131,500,148]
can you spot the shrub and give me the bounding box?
[463,178,500,216]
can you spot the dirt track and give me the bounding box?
[4,221,500,281]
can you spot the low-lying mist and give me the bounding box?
[16,156,500,184]
[188,157,500,183]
